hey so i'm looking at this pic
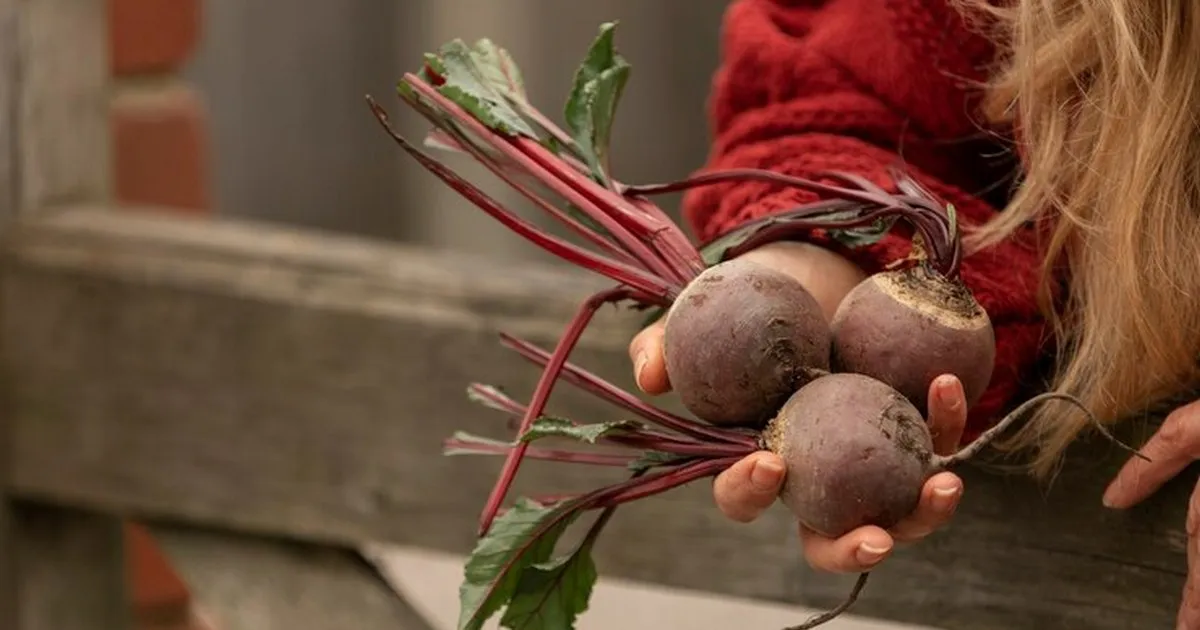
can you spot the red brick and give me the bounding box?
[112,83,211,213]
[109,0,202,76]
[125,522,193,627]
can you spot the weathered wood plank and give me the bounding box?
[0,503,129,630]
[16,0,109,212]
[0,0,16,621]
[0,0,16,225]
[148,522,435,630]
[0,206,1191,629]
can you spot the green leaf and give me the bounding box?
[826,215,900,249]
[414,39,538,138]
[693,211,809,266]
[564,22,631,184]
[694,205,900,267]
[499,547,598,630]
[519,416,643,444]
[696,224,764,267]
[471,38,529,102]
[627,450,690,472]
[457,498,583,630]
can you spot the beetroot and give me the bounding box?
[764,373,931,537]
[663,258,831,427]
[830,265,996,413]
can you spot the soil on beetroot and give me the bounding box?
[894,264,985,320]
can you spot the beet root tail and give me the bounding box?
[782,572,871,630]
[930,391,1151,470]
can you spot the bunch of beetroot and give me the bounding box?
[367,23,1145,630]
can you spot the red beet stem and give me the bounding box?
[477,288,632,536]
[722,204,909,254]
[624,167,900,209]
[469,382,753,457]
[424,124,698,278]
[719,200,957,279]
[625,195,707,280]
[504,96,582,159]
[496,332,759,447]
[529,493,583,504]
[624,167,961,277]
[366,97,673,304]
[420,129,640,267]
[597,456,742,507]
[621,438,751,458]
[514,140,704,284]
[444,435,638,467]
[397,76,692,288]
[500,413,698,447]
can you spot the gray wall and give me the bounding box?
[184,0,729,261]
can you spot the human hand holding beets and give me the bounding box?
[627,241,967,574]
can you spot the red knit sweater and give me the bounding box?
[682,0,1050,436]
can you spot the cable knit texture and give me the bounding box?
[684,0,1050,438]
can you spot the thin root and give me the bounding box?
[932,391,1151,470]
[783,572,871,630]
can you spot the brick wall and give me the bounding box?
[107,0,211,628]
[109,0,210,213]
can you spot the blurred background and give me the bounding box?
[185,0,729,260]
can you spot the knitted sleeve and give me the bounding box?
[682,0,1051,435]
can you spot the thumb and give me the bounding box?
[629,319,670,394]
[713,451,786,523]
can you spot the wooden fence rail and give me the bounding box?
[0,206,1193,629]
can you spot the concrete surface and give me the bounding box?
[361,543,933,630]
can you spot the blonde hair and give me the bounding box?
[960,0,1200,477]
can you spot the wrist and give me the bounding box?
[735,241,867,321]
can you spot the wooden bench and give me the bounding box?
[0,1,1193,629]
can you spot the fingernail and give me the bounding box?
[750,458,784,491]
[935,376,962,409]
[1102,485,1120,509]
[932,485,962,516]
[932,479,962,499]
[856,542,891,566]
[633,351,648,390]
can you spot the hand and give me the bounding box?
[629,316,968,574]
[1103,399,1200,629]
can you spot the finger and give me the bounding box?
[1182,486,1200,629]
[888,471,964,542]
[800,524,894,573]
[712,452,785,523]
[1103,404,1200,509]
[926,374,967,456]
[628,320,670,394]
[1179,574,1200,630]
